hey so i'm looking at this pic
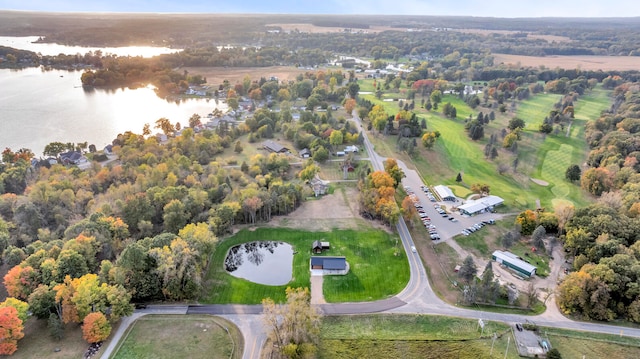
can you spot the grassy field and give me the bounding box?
[318,314,640,359]
[542,327,640,359]
[361,87,607,210]
[319,314,516,359]
[201,227,408,304]
[493,53,640,71]
[111,315,242,359]
[516,93,562,131]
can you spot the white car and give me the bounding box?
[411,246,417,253]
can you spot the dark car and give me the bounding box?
[515,323,523,331]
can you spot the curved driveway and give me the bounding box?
[102,113,640,359]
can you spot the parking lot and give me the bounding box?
[403,184,500,243]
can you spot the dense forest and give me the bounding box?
[555,82,640,322]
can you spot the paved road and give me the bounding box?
[102,112,640,359]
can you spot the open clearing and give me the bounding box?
[267,23,398,33]
[202,226,408,304]
[112,315,241,359]
[493,53,640,71]
[183,65,307,86]
[452,28,571,43]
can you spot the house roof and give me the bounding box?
[459,195,504,214]
[300,148,311,156]
[434,185,455,199]
[310,256,346,270]
[312,240,322,249]
[263,140,288,153]
[492,250,536,274]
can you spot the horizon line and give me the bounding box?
[1,9,640,19]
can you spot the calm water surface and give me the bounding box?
[0,36,179,57]
[225,241,293,286]
[0,67,225,154]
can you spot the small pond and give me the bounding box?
[224,241,293,286]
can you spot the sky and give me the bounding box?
[0,0,639,18]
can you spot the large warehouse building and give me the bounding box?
[458,195,504,216]
[492,250,536,277]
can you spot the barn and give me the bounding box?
[492,250,536,278]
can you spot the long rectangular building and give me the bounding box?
[492,250,536,277]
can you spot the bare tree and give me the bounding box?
[262,287,321,359]
[526,282,538,308]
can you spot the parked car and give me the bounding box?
[515,323,523,331]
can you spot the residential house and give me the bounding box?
[310,256,348,275]
[300,148,311,158]
[263,140,289,153]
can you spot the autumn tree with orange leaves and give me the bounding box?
[358,170,400,226]
[82,312,111,343]
[0,306,25,355]
[3,265,38,300]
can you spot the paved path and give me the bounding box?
[310,275,326,304]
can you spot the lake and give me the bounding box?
[0,36,179,57]
[0,67,225,155]
[225,241,293,286]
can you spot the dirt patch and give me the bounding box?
[530,178,549,186]
[183,66,307,86]
[268,186,391,233]
[493,53,640,71]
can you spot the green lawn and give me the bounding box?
[361,88,607,210]
[318,314,640,359]
[111,315,242,359]
[318,159,364,181]
[201,227,408,304]
[515,93,562,130]
[319,314,517,359]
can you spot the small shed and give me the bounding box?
[311,240,330,254]
[492,250,536,278]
